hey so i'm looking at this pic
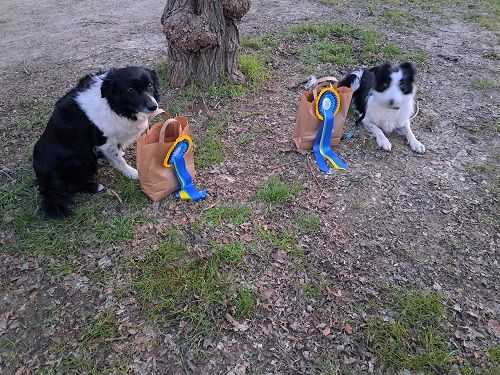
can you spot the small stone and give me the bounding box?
[98,256,112,270]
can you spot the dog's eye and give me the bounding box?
[148,83,153,89]
[127,87,135,92]
[380,82,390,90]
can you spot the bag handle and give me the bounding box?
[312,76,339,101]
[148,108,169,123]
[315,76,338,85]
[159,118,183,143]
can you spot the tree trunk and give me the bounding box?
[161,0,251,88]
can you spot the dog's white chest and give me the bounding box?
[365,98,414,134]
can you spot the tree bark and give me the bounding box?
[161,0,251,88]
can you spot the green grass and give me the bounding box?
[213,241,245,263]
[240,35,278,51]
[206,83,246,100]
[472,76,498,89]
[254,176,297,206]
[258,226,305,258]
[281,22,428,70]
[131,229,246,341]
[367,289,452,373]
[156,60,170,87]
[1,170,146,255]
[489,346,500,364]
[110,174,149,209]
[34,351,101,375]
[239,54,268,86]
[382,43,405,60]
[383,10,406,25]
[200,203,251,227]
[233,284,256,318]
[46,259,76,277]
[301,283,320,300]
[80,310,117,343]
[464,13,499,32]
[237,133,253,147]
[295,213,321,232]
[15,98,53,129]
[195,114,230,169]
[300,41,355,68]
[10,205,144,255]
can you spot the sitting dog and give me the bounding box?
[306,62,425,153]
[33,66,159,218]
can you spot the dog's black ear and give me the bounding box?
[101,70,117,98]
[147,68,160,100]
[400,62,415,82]
[101,76,116,99]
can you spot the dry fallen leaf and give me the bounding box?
[225,313,250,332]
[487,319,500,338]
[344,323,353,335]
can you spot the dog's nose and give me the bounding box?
[147,104,158,112]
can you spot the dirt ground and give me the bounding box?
[0,0,499,374]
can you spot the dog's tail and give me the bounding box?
[338,69,363,92]
[36,174,73,218]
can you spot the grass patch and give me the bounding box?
[34,350,101,375]
[131,229,246,342]
[11,208,143,255]
[367,289,452,373]
[464,13,499,32]
[237,133,253,147]
[281,22,427,70]
[1,170,146,255]
[258,226,305,258]
[381,43,405,60]
[155,60,170,87]
[472,76,498,89]
[239,54,268,86]
[232,284,256,318]
[213,241,245,263]
[254,176,298,206]
[295,213,321,232]
[15,98,53,129]
[300,41,355,68]
[46,259,76,278]
[383,10,409,25]
[111,174,149,209]
[240,35,278,51]
[195,114,230,169]
[80,310,117,343]
[489,346,500,364]
[301,283,320,300]
[200,203,251,227]
[206,83,246,100]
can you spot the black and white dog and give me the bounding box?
[307,62,425,153]
[33,66,159,218]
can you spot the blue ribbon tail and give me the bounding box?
[313,121,331,174]
[320,112,348,171]
[171,146,207,201]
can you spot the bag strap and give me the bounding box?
[312,76,339,101]
[315,76,338,85]
[159,118,183,143]
[148,108,169,123]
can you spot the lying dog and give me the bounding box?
[307,62,425,153]
[33,66,159,218]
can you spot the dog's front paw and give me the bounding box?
[123,166,139,179]
[377,137,392,151]
[410,140,426,154]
